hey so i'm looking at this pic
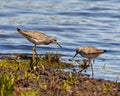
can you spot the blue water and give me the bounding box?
[0,0,120,82]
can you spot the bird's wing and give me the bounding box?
[82,46,104,55]
[22,31,48,41]
[84,51,104,55]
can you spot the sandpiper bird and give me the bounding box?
[17,28,62,60]
[72,46,107,77]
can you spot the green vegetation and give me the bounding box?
[0,71,17,96]
[0,53,119,96]
[20,90,38,96]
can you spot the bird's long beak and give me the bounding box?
[56,42,62,48]
[72,52,78,60]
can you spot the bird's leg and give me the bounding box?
[93,59,95,64]
[32,44,37,60]
[34,45,38,55]
[33,44,40,59]
[32,47,35,61]
[89,59,94,78]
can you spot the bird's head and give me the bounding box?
[72,48,82,60]
[50,36,62,48]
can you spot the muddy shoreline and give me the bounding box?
[0,53,120,96]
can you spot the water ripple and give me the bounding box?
[0,0,120,81]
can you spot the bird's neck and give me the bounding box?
[44,38,52,45]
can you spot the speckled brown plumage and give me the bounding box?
[17,28,62,60]
[73,46,107,77]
